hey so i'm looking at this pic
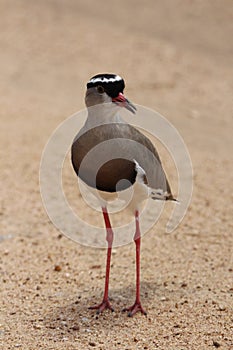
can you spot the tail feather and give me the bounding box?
[151,189,178,202]
[133,159,177,202]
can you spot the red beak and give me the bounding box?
[112,93,137,114]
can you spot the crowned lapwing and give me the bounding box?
[71,73,175,316]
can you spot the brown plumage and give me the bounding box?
[72,122,173,198]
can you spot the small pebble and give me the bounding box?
[213,340,221,348]
[160,296,168,301]
[71,325,80,331]
[33,324,42,329]
[89,341,96,347]
[54,265,62,272]
[91,265,101,269]
[181,282,187,288]
[218,305,226,311]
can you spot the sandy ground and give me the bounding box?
[0,1,233,349]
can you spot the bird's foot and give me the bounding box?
[89,299,114,314]
[122,300,147,317]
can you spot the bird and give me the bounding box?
[71,73,175,316]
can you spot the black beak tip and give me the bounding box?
[128,103,137,114]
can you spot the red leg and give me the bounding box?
[123,210,147,317]
[89,207,114,314]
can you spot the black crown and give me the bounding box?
[87,73,125,98]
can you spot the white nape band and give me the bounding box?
[89,75,122,84]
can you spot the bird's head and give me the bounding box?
[85,73,136,114]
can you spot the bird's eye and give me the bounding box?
[97,85,105,94]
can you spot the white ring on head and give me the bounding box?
[88,75,122,84]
